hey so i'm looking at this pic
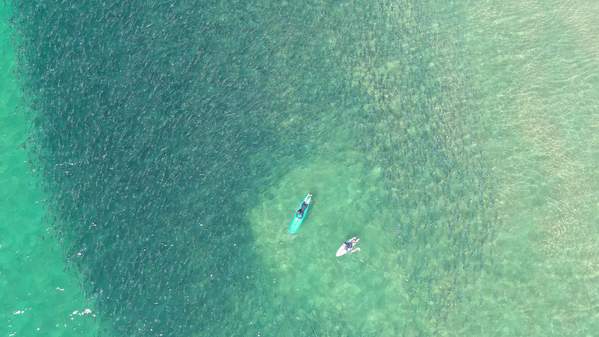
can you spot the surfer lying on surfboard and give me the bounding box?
[336,237,361,256]
[288,193,312,234]
[296,196,310,218]
[344,237,360,253]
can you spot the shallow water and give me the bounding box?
[2,1,598,336]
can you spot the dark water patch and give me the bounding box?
[12,0,373,336]
[11,1,325,336]
[13,0,497,336]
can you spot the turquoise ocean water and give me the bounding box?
[1,4,100,337]
[1,1,598,337]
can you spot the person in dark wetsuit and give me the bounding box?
[296,201,308,218]
[295,193,312,218]
[344,237,360,253]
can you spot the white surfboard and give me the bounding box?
[336,243,350,257]
[336,237,360,257]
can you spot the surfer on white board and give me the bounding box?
[336,236,361,256]
[343,237,360,254]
